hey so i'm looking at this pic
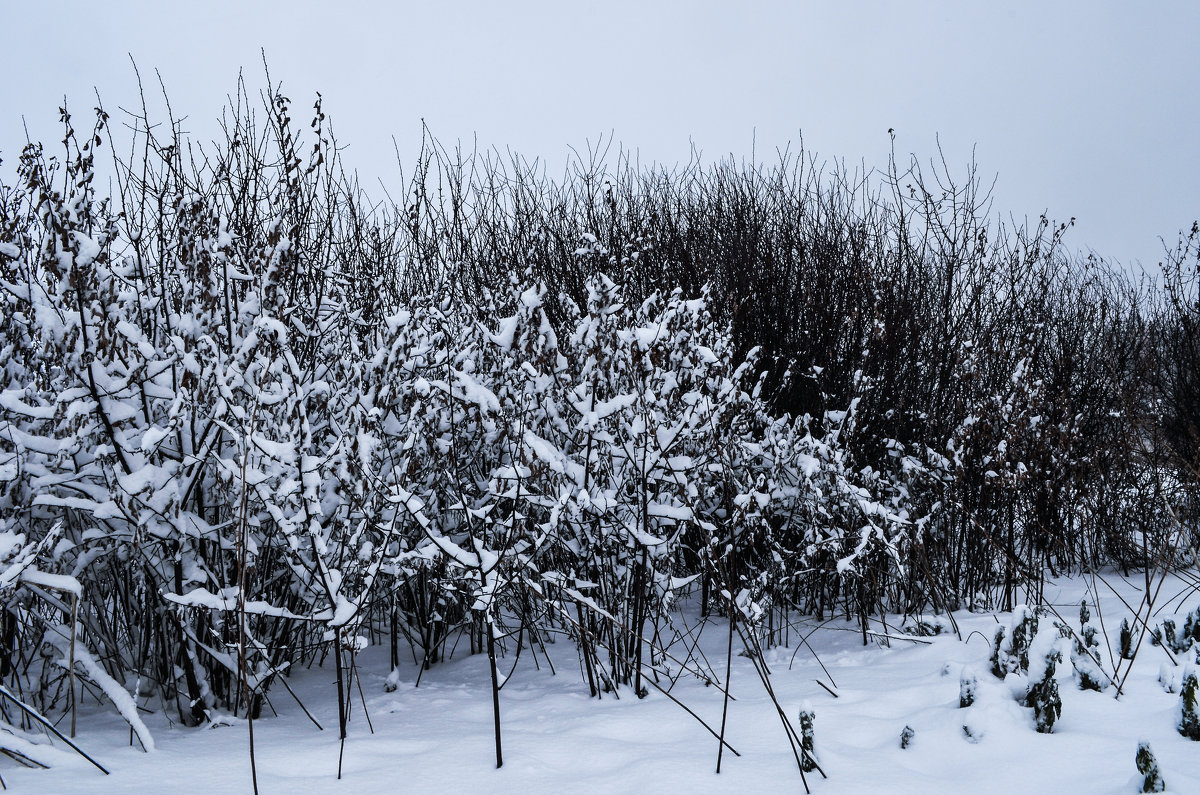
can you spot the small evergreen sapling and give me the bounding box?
[990,625,1008,678]
[1120,618,1135,660]
[1159,662,1179,694]
[899,725,915,749]
[1136,741,1166,793]
[959,670,977,708]
[1027,657,1062,733]
[1180,667,1200,741]
[991,605,1038,678]
[798,702,818,772]
[1159,614,1200,656]
[1162,619,1177,651]
[1012,607,1038,671]
[1184,606,1200,649]
[1071,600,1107,691]
[1025,630,1062,734]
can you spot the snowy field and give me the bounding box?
[5,572,1198,794]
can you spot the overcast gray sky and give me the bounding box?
[3,1,1197,272]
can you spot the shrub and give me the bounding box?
[1181,668,1200,740]
[1136,741,1166,793]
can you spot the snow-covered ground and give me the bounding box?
[6,572,1199,794]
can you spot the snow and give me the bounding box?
[18,567,82,597]
[138,425,169,453]
[487,314,520,351]
[0,389,56,420]
[69,231,102,267]
[522,429,575,476]
[448,367,501,415]
[9,572,1200,793]
[0,728,78,771]
[645,502,694,521]
[43,632,155,753]
[161,588,310,620]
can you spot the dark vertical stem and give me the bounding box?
[336,646,347,778]
[486,613,503,768]
[237,451,259,795]
[716,583,735,774]
[717,523,739,774]
[174,555,207,727]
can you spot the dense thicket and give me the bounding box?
[0,78,1195,759]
